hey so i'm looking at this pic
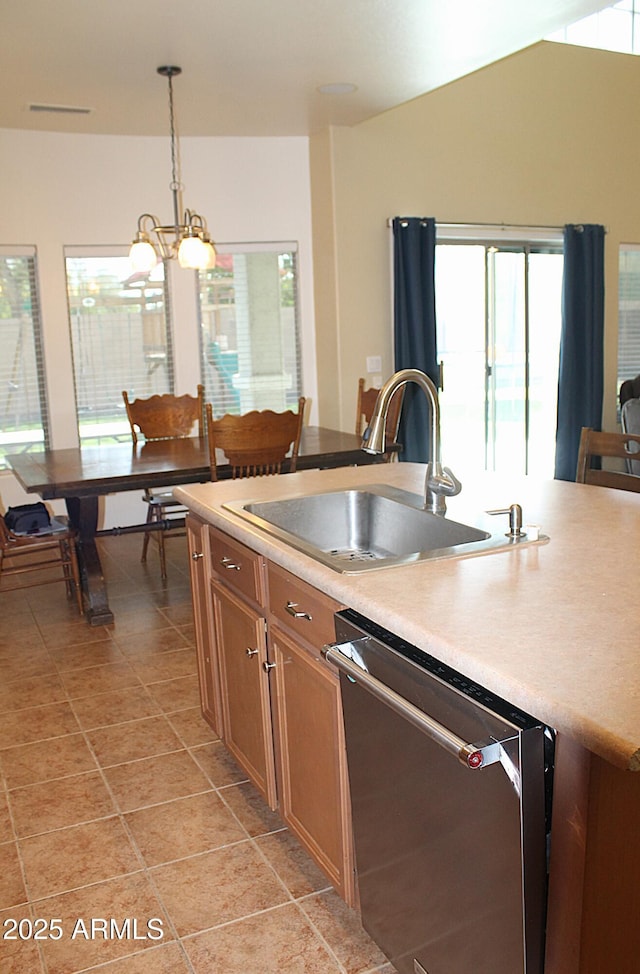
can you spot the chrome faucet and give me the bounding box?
[361,368,461,515]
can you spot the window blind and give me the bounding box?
[0,246,48,469]
[618,245,640,403]
[198,243,303,417]
[65,248,174,445]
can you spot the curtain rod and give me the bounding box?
[386,218,608,233]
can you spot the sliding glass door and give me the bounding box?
[435,240,563,479]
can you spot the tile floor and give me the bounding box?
[0,531,395,974]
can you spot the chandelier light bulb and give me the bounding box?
[129,237,158,273]
[178,232,210,270]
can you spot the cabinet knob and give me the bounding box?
[191,551,204,560]
[246,647,259,657]
[262,660,276,672]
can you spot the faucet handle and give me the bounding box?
[487,503,525,538]
[441,466,462,497]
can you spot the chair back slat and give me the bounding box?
[575,427,640,492]
[122,385,205,445]
[206,399,306,482]
[356,378,404,460]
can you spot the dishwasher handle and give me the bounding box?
[323,639,504,771]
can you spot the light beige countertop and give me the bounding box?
[176,461,640,772]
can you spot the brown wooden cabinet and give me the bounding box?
[212,580,277,808]
[188,517,354,905]
[267,563,354,904]
[186,514,222,736]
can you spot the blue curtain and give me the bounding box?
[393,217,438,462]
[554,224,605,481]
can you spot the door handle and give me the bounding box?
[323,640,510,770]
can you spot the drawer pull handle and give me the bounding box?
[191,551,204,561]
[263,661,276,672]
[285,600,312,621]
[246,647,259,658]
[221,556,241,571]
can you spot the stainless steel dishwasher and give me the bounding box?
[324,608,554,974]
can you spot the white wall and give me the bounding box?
[0,127,316,524]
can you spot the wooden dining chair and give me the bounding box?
[356,378,404,461]
[206,398,306,481]
[0,509,83,613]
[575,427,640,492]
[122,385,205,578]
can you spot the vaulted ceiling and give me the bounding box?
[1,1,613,137]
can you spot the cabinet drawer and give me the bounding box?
[209,526,266,606]
[267,562,342,650]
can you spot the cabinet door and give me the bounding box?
[212,580,277,809]
[269,624,355,905]
[186,515,223,736]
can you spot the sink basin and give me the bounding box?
[224,484,545,573]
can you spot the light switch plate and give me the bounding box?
[366,355,382,373]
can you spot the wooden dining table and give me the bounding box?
[7,427,389,625]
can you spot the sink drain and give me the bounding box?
[328,547,380,563]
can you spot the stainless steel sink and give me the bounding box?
[224,484,546,573]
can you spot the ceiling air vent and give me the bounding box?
[29,103,92,115]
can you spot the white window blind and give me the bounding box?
[618,245,640,401]
[0,246,48,469]
[198,243,303,416]
[65,248,174,445]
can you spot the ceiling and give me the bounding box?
[1,0,614,138]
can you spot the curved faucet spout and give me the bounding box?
[361,368,461,514]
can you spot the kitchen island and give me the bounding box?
[176,461,640,974]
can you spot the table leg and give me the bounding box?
[65,495,114,626]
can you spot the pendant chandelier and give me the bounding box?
[129,65,216,273]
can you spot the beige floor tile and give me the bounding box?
[102,750,211,812]
[0,733,98,788]
[0,793,13,843]
[20,816,139,899]
[256,829,333,898]
[87,715,183,768]
[114,627,192,658]
[189,741,250,788]
[0,701,80,750]
[37,872,172,974]
[109,606,180,639]
[0,648,57,683]
[0,672,66,714]
[184,903,343,974]
[0,842,27,910]
[83,941,193,973]
[0,906,47,974]
[38,620,114,652]
[299,889,391,974]
[71,686,161,730]
[146,674,201,713]
[60,660,142,699]
[126,790,246,866]
[9,771,116,838]
[0,628,46,654]
[220,779,284,836]
[151,841,290,936]
[158,603,194,628]
[128,648,197,686]
[47,638,127,672]
[167,706,219,747]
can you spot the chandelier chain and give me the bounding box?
[167,71,180,192]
